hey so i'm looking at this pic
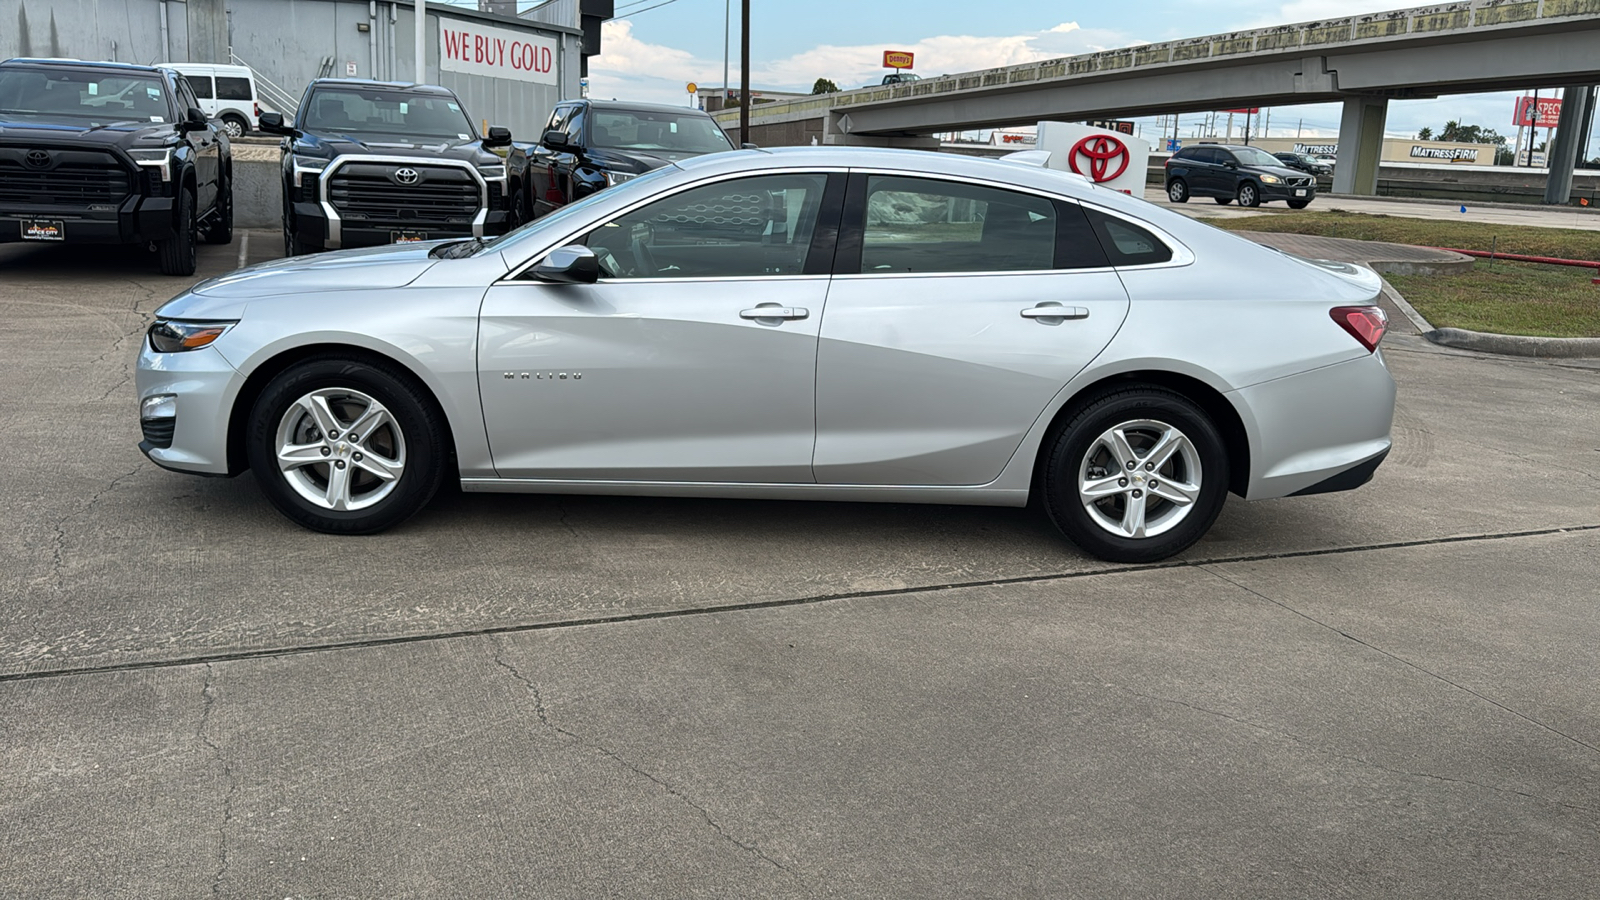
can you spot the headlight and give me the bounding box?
[148,319,236,353]
[603,170,637,187]
[477,162,507,180]
[129,148,174,181]
[292,154,329,187]
[1259,174,1282,184]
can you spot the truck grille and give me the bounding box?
[327,164,481,224]
[0,157,132,206]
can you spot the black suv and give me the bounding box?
[528,99,736,218]
[1273,151,1333,177]
[0,58,233,275]
[1163,144,1316,208]
[261,79,528,255]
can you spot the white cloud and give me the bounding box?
[1048,22,1081,34]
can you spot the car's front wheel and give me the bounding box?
[1166,179,1189,203]
[247,357,449,534]
[1042,387,1230,563]
[157,186,198,276]
[1237,183,1261,207]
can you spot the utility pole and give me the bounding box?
[415,0,426,83]
[739,0,750,146]
[722,0,729,109]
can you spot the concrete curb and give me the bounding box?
[1425,327,1600,358]
[1376,276,1434,333]
[1364,253,1475,277]
[1323,193,1600,215]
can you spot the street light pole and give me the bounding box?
[414,0,426,84]
[722,0,729,108]
[739,0,750,145]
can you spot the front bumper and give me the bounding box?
[1234,351,1396,500]
[0,194,177,245]
[135,341,245,476]
[1260,181,1316,203]
[288,198,512,252]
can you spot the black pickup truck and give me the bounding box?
[261,79,528,255]
[527,99,739,218]
[0,58,233,275]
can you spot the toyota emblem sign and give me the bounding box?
[394,167,420,186]
[1034,121,1152,196]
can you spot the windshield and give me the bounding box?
[1233,147,1283,167]
[591,109,734,154]
[479,164,680,254]
[300,89,475,140]
[0,68,170,123]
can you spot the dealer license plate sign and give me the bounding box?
[391,230,428,243]
[1293,189,1308,197]
[22,219,64,241]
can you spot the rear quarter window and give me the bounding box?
[1083,208,1173,267]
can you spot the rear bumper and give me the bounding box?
[1235,351,1397,500]
[0,195,177,245]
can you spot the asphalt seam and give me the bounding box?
[489,640,798,877]
[5,522,1599,685]
[1197,564,1600,762]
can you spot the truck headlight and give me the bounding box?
[603,170,637,187]
[148,319,236,353]
[477,162,508,180]
[129,148,174,181]
[292,155,330,187]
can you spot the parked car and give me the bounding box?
[527,99,736,218]
[880,72,921,85]
[136,147,1395,562]
[1164,144,1317,208]
[260,79,528,256]
[0,57,233,275]
[1273,151,1333,177]
[162,62,264,138]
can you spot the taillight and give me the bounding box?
[1331,305,1387,352]
[254,102,261,118]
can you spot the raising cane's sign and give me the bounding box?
[438,20,558,86]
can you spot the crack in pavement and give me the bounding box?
[196,663,238,898]
[489,640,798,878]
[5,521,1600,684]
[45,465,146,598]
[1197,564,1600,762]
[1117,686,1594,814]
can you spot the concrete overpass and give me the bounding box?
[716,0,1600,199]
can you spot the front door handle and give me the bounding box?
[740,305,809,320]
[1021,304,1089,321]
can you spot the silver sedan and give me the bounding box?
[135,147,1395,562]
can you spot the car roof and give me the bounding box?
[577,98,716,116]
[1,58,168,76]
[307,78,456,95]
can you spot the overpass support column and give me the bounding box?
[1544,85,1594,205]
[1332,96,1388,196]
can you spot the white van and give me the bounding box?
[160,63,264,137]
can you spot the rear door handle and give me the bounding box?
[740,306,809,320]
[1021,304,1089,320]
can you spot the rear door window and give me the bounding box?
[853,175,1056,274]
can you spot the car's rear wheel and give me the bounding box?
[247,357,448,534]
[1166,179,1189,203]
[1237,182,1260,207]
[157,187,198,276]
[1288,199,1311,210]
[220,114,249,138]
[1042,387,1230,563]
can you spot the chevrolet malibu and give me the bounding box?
[136,147,1395,562]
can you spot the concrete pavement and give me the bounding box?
[3,233,1599,897]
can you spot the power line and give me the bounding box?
[613,0,683,20]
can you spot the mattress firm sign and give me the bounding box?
[1410,145,1480,161]
[439,20,557,85]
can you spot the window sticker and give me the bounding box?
[148,87,162,99]
[458,133,469,140]
[670,122,678,133]
[400,102,409,114]
[88,83,99,95]
[447,102,460,111]
[151,116,164,122]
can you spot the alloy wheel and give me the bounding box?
[1077,418,1202,539]
[274,388,406,511]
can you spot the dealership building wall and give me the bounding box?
[0,0,579,141]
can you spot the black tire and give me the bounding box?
[203,169,234,245]
[1288,199,1312,210]
[1041,387,1230,563]
[510,183,529,230]
[247,357,449,535]
[1237,182,1260,208]
[1214,196,1233,205]
[220,114,249,138]
[1166,179,1188,203]
[157,186,198,276]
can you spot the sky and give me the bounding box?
[580,0,1580,151]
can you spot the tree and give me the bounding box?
[811,78,839,95]
[1435,120,1507,146]
[1416,126,1433,140]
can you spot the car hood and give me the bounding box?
[160,242,444,318]
[0,117,173,149]
[587,146,728,173]
[299,133,499,163]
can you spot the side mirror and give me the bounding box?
[181,106,209,131]
[542,129,571,151]
[531,245,599,284]
[485,125,512,147]
[259,112,296,137]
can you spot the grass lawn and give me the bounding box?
[1388,260,1600,338]
[1211,210,1600,260]
[1210,211,1600,337]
